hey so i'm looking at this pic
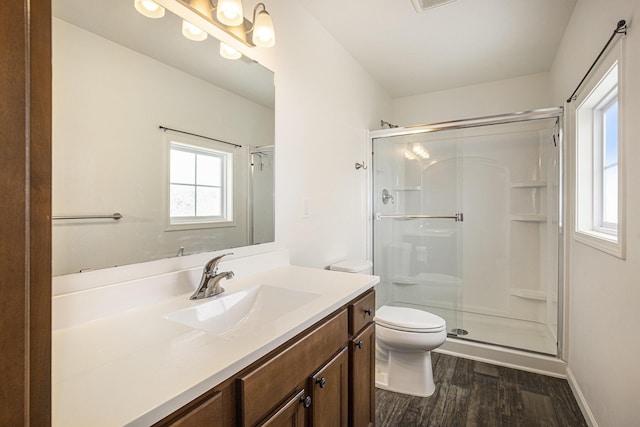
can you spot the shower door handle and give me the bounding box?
[375,212,464,222]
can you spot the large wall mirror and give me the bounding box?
[52,0,275,276]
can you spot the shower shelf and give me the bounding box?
[392,186,421,191]
[405,230,456,238]
[510,215,547,222]
[511,181,547,188]
[510,288,547,301]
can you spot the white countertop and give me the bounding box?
[52,259,378,426]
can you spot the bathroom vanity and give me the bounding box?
[155,289,375,426]
[52,250,378,426]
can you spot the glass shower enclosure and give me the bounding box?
[371,109,562,355]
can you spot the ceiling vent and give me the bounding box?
[410,0,457,13]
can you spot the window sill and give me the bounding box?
[165,220,235,232]
[573,229,625,259]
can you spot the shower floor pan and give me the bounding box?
[394,303,557,356]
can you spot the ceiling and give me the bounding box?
[299,0,577,98]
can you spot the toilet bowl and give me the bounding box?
[375,305,446,397]
[329,260,447,398]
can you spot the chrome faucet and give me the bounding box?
[190,253,235,300]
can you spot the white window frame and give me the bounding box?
[573,42,626,259]
[164,133,235,231]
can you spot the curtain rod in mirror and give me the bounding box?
[159,125,242,148]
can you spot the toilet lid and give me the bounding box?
[375,305,446,332]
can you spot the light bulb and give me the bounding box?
[217,0,244,26]
[411,143,430,159]
[220,42,242,60]
[182,20,208,41]
[252,9,275,47]
[134,0,165,18]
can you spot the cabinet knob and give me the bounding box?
[301,395,312,408]
[316,377,327,388]
[364,308,372,316]
[355,340,364,349]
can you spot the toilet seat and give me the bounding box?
[375,305,446,333]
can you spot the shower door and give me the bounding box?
[373,133,465,336]
[249,146,275,245]
[372,115,561,355]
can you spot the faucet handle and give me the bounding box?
[205,252,234,273]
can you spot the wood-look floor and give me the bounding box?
[376,352,587,426]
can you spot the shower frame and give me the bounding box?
[367,107,566,359]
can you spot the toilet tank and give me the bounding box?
[329,260,373,275]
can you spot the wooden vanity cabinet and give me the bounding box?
[350,323,375,427]
[154,382,237,427]
[349,290,376,427]
[257,389,308,426]
[349,290,375,336]
[165,391,223,427]
[308,347,349,426]
[238,310,348,426]
[154,289,375,427]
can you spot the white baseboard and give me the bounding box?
[566,367,598,427]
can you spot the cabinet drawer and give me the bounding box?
[165,391,223,427]
[238,310,348,427]
[349,290,375,336]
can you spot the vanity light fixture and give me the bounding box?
[250,3,275,47]
[412,143,430,159]
[220,41,242,59]
[219,24,245,59]
[404,151,418,161]
[404,143,429,161]
[179,0,276,49]
[182,20,208,41]
[216,0,244,26]
[134,0,165,18]
[136,0,276,59]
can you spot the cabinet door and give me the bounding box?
[258,389,308,427]
[167,391,223,427]
[350,323,375,427]
[309,347,348,427]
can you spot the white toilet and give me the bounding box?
[375,305,446,397]
[329,260,447,398]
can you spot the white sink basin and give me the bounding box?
[163,285,320,337]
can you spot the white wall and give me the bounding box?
[244,0,393,268]
[392,72,552,126]
[550,1,640,425]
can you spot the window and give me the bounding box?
[597,95,618,232]
[575,45,625,258]
[168,139,233,228]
